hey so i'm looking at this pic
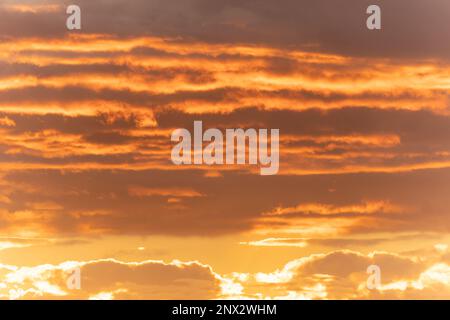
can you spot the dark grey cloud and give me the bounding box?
[156,107,450,150]
[0,61,215,84]
[1,0,449,59]
[0,166,450,236]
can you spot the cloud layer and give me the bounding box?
[0,0,449,299]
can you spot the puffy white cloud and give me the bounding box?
[0,259,222,300]
[224,249,450,300]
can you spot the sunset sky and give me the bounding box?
[0,0,450,299]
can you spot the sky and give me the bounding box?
[0,0,450,299]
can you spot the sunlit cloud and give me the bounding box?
[0,0,449,300]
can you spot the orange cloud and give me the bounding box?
[263,201,403,217]
[128,186,203,198]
